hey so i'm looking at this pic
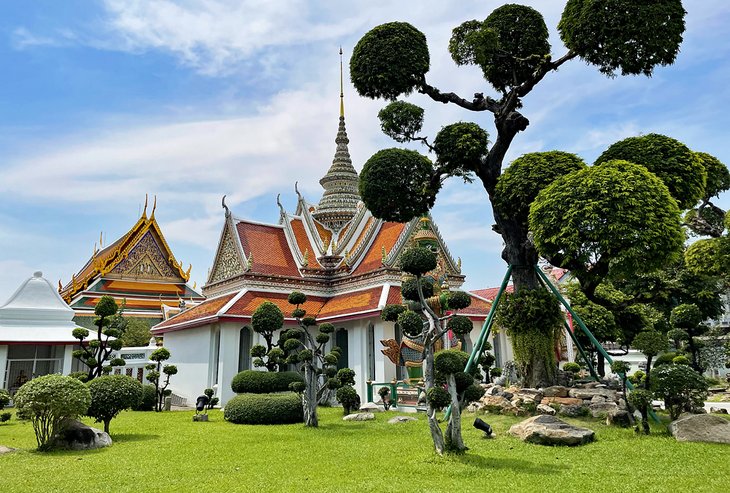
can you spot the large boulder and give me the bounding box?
[668,414,730,444]
[359,402,383,413]
[568,388,617,401]
[589,402,619,418]
[542,386,569,398]
[343,412,375,422]
[537,404,556,416]
[541,396,583,407]
[558,404,587,418]
[509,415,595,446]
[606,410,632,428]
[51,419,112,451]
[480,395,516,413]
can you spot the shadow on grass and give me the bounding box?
[453,452,568,475]
[112,433,161,443]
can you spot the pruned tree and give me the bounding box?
[350,1,688,386]
[120,318,152,347]
[145,347,177,412]
[282,292,354,428]
[381,246,475,455]
[86,375,143,433]
[250,301,287,372]
[72,295,126,381]
[632,331,669,390]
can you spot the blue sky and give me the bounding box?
[1,1,729,303]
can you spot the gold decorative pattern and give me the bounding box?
[209,224,244,284]
[110,231,178,280]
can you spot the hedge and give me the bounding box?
[132,384,157,411]
[231,370,304,394]
[224,392,304,425]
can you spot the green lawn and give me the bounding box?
[0,408,727,493]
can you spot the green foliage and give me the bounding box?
[447,315,473,336]
[335,386,360,415]
[319,323,335,334]
[667,328,689,350]
[359,148,437,222]
[670,304,702,329]
[301,317,317,327]
[559,0,686,77]
[336,368,356,387]
[562,362,581,374]
[672,355,691,365]
[224,393,304,425]
[695,152,730,200]
[496,289,562,338]
[121,318,152,347]
[288,291,307,306]
[629,370,646,386]
[350,22,429,100]
[652,364,709,420]
[462,384,485,405]
[400,247,437,276]
[426,386,451,411]
[684,237,730,278]
[480,4,551,92]
[230,370,304,394]
[495,151,586,226]
[378,100,424,143]
[633,331,669,358]
[94,295,118,318]
[434,349,469,376]
[653,351,678,368]
[432,122,489,175]
[401,277,435,302]
[86,375,143,433]
[397,310,424,337]
[448,19,498,67]
[381,304,406,322]
[72,327,89,340]
[14,375,92,451]
[530,160,684,278]
[610,360,630,375]
[447,291,471,311]
[132,385,157,411]
[628,388,652,411]
[150,347,171,362]
[289,381,306,394]
[595,134,705,210]
[0,388,9,409]
[567,285,619,343]
[490,367,503,377]
[251,301,285,334]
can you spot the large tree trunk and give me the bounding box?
[303,364,319,427]
[444,373,466,453]
[423,344,445,456]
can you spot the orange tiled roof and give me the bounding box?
[352,222,406,275]
[236,221,301,277]
[460,294,492,318]
[226,291,327,319]
[313,221,333,248]
[289,218,320,268]
[318,286,382,319]
[470,285,514,301]
[153,292,236,330]
[349,217,374,259]
[385,285,402,305]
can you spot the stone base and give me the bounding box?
[193,414,209,422]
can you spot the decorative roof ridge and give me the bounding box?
[234,216,285,229]
[280,213,320,270]
[425,213,462,275]
[346,218,385,270]
[333,206,368,256]
[383,217,421,266]
[205,213,247,286]
[300,204,327,254]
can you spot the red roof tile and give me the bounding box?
[352,222,406,275]
[470,285,514,301]
[153,292,236,330]
[226,291,327,319]
[236,221,301,277]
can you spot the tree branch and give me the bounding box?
[418,83,501,113]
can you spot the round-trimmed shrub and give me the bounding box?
[14,374,92,451]
[563,362,581,374]
[447,291,472,311]
[381,304,407,322]
[400,247,437,276]
[426,386,451,410]
[401,277,435,302]
[231,370,304,394]
[0,389,10,409]
[433,122,489,174]
[86,375,143,433]
[397,310,424,337]
[132,384,157,411]
[224,392,304,425]
[336,386,361,415]
[447,315,473,336]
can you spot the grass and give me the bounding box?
[0,408,728,493]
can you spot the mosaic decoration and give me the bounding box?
[111,231,179,281]
[209,224,244,284]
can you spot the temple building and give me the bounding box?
[59,200,204,330]
[152,60,507,405]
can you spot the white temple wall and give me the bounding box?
[62,345,74,375]
[165,326,213,404]
[218,321,245,405]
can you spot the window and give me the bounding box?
[367,323,375,381]
[394,324,404,381]
[335,328,349,370]
[238,327,252,372]
[211,327,221,386]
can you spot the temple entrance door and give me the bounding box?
[335,328,348,370]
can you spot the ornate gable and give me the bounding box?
[109,230,181,281]
[207,219,246,285]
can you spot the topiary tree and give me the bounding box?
[203,388,219,411]
[652,364,709,420]
[132,384,157,411]
[283,291,355,427]
[86,375,143,433]
[13,375,92,451]
[632,330,669,389]
[145,347,177,412]
[250,301,287,371]
[381,247,475,454]
[71,295,126,381]
[610,360,634,426]
[351,2,688,387]
[628,388,652,435]
[0,388,10,423]
[669,303,708,373]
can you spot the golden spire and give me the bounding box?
[339,46,344,118]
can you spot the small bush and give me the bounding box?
[231,370,305,394]
[652,364,709,420]
[0,389,9,409]
[0,412,11,422]
[336,386,361,415]
[224,393,304,425]
[13,375,91,451]
[563,362,581,374]
[87,375,143,433]
[132,385,157,411]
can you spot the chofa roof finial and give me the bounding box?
[277,193,286,217]
[222,195,231,218]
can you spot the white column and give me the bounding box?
[218,322,241,406]
[62,345,74,375]
[0,345,8,388]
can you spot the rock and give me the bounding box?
[558,404,587,418]
[589,402,619,418]
[499,391,514,400]
[590,395,607,404]
[388,416,417,424]
[0,445,16,455]
[569,388,617,400]
[486,385,502,396]
[480,395,516,413]
[359,402,383,413]
[710,407,728,415]
[515,389,544,404]
[192,414,208,422]
[542,386,569,398]
[343,412,375,422]
[606,410,632,428]
[595,384,608,389]
[537,404,556,416]
[51,419,112,451]
[509,415,595,446]
[466,402,481,413]
[541,396,583,407]
[494,376,507,386]
[668,414,730,444]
